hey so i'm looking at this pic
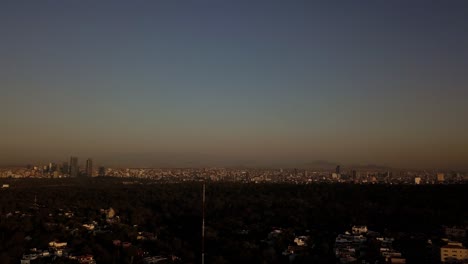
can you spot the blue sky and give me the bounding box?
[1,0,468,168]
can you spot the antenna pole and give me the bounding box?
[202,183,205,264]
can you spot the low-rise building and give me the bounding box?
[82,224,95,231]
[49,241,67,248]
[294,236,309,246]
[444,226,467,239]
[143,256,168,264]
[352,226,368,235]
[440,242,468,262]
[76,255,96,264]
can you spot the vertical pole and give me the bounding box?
[202,183,205,264]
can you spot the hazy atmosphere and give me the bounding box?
[2,0,468,169]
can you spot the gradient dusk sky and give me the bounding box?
[1,0,468,169]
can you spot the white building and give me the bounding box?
[294,236,309,246]
[414,177,421,185]
[352,226,368,235]
[49,241,67,248]
[441,242,468,262]
[82,224,95,231]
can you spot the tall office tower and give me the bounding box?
[49,162,57,172]
[62,162,69,175]
[98,166,106,177]
[86,158,93,177]
[336,165,341,175]
[437,173,445,182]
[70,156,79,177]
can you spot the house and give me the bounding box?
[294,236,309,246]
[143,256,168,264]
[388,257,406,263]
[122,242,132,248]
[352,226,368,235]
[64,211,74,218]
[49,241,67,248]
[77,255,96,264]
[137,231,157,241]
[268,229,283,239]
[21,254,38,260]
[82,224,95,231]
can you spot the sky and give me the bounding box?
[1,0,468,169]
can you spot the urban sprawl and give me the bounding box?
[1,157,467,185]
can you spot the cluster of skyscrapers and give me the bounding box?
[59,157,94,177]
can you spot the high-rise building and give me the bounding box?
[62,162,69,175]
[352,170,357,181]
[98,166,106,177]
[70,156,79,177]
[86,158,93,177]
[50,163,58,173]
[415,177,421,185]
[437,173,445,182]
[336,165,341,175]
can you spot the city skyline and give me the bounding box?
[1,154,465,171]
[1,1,468,169]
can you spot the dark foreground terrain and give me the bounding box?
[0,178,467,263]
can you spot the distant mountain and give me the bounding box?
[96,152,263,168]
[301,160,339,169]
[291,161,394,171]
[350,164,393,171]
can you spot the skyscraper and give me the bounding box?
[86,158,93,177]
[437,173,445,182]
[352,170,357,180]
[70,156,79,177]
[98,166,106,177]
[61,162,69,175]
[336,165,341,175]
